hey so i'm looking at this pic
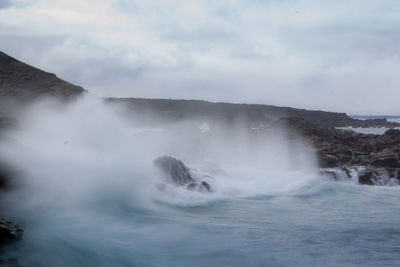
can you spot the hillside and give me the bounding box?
[106,98,399,128]
[0,50,398,128]
[0,51,85,101]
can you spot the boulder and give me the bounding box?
[153,156,211,192]
[0,219,23,247]
[0,258,21,267]
[153,156,195,186]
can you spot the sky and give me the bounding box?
[0,0,399,114]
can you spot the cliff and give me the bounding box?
[0,51,86,102]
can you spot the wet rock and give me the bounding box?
[280,117,400,169]
[0,258,21,267]
[186,181,212,192]
[357,169,375,185]
[153,156,212,192]
[200,181,211,192]
[0,162,18,191]
[0,219,23,247]
[153,156,195,186]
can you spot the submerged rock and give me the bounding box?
[0,258,21,267]
[153,156,211,192]
[0,219,23,247]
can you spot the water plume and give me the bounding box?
[0,95,319,215]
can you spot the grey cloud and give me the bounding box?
[2,0,400,114]
[0,0,13,9]
[280,22,400,67]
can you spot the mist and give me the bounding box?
[0,95,319,219]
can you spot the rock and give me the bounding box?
[153,156,212,192]
[0,219,23,247]
[320,166,400,186]
[153,156,195,186]
[186,181,212,192]
[0,163,18,191]
[277,117,400,186]
[200,181,211,192]
[0,51,86,102]
[280,117,400,169]
[357,169,375,185]
[0,258,21,267]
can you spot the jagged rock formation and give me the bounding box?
[0,51,86,102]
[0,219,23,247]
[153,156,211,192]
[280,117,400,185]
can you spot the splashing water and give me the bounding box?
[1,96,400,266]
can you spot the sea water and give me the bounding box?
[1,98,400,267]
[2,173,400,267]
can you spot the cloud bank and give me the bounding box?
[0,0,399,114]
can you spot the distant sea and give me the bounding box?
[336,115,400,135]
[350,115,400,123]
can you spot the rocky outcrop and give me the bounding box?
[0,219,23,247]
[153,156,211,192]
[281,117,400,185]
[0,51,86,102]
[280,117,400,168]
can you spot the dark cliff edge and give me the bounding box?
[0,51,86,102]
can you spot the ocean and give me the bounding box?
[335,115,400,135]
[1,99,400,267]
[2,173,400,267]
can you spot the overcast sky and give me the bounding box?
[1,0,399,114]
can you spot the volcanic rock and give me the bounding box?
[0,51,85,102]
[0,219,23,247]
[153,156,211,192]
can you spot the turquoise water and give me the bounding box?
[2,176,400,267]
[1,99,400,266]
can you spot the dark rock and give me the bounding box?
[0,258,21,267]
[358,170,375,185]
[280,117,400,169]
[153,156,212,192]
[153,156,195,186]
[0,219,23,247]
[186,181,211,192]
[278,117,400,186]
[200,181,211,192]
[0,51,86,102]
[0,163,18,191]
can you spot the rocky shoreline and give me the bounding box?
[279,117,400,185]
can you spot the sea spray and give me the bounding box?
[0,95,332,266]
